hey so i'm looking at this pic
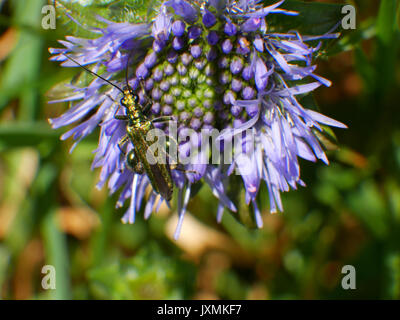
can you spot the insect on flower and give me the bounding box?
[62,54,175,201]
[49,0,348,238]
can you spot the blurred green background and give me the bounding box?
[0,0,399,300]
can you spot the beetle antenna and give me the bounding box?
[62,54,125,95]
[125,52,135,95]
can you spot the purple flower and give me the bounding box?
[187,26,202,39]
[254,56,269,91]
[172,20,185,36]
[135,63,149,79]
[152,5,172,43]
[207,31,219,45]
[230,57,244,75]
[172,36,184,50]
[49,0,345,239]
[144,52,157,68]
[242,66,254,81]
[202,10,217,28]
[222,39,233,54]
[231,78,243,92]
[241,17,262,32]
[242,86,255,100]
[190,45,202,58]
[224,20,237,36]
[165,0,198,23]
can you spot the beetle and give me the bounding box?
[61,54,175,201]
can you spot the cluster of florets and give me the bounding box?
[49,0,346,238]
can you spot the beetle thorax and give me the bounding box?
[128,108,143,123]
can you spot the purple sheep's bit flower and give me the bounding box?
[241,17,262,32]
[152,5,172,43]
[202,9,217,28]
[207,31,219,45]
[49,0,346,239]
[222,39,233,54]
[224,19,237,36]
[254,55,269,91]
[172,20,186,36]
[165,0,198,23]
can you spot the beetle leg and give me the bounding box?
[164,137,199,174]
[113,100,129,121]
[163,135,179,165]
[114,104,128,120]
[169,163,198,174]
[152,116,175,123]
[115,115,129,120]
[118,135,129,155]
[142,102,152,115]
[105,94,128,121]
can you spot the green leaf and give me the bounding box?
[348,180,389,239]
[377,0,398,45]
[55,0,156,38]
[215,270,248,299]
[0,0,46,117]
[375,0,399,95]
[313,127,340,152]
[0,245,11,292]
[326,18,376,56]
[265,0,344,35]
[0,122,61,151]
[41,209,71,300]
[354,44,375,93]
[385,253,400,299]
[87,243,196,299]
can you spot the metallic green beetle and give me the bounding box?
[116,87,174,201]
[62,54,175,201]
